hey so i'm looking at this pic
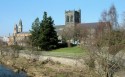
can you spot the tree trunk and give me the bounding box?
[67,40,71,47]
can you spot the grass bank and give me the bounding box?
[42,46,87,58]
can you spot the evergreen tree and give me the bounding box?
[39,12,58,50]
[30,17,40,48]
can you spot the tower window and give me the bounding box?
[70,15,73,22]
[75,15,79,23]
[66,16,69,22]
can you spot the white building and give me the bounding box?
[3,36,9,42]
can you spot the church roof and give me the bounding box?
[79,22,99,29]
[78,22,111,29]
[17,32,30,34]
[54,25,65,29]
[54,25,65,32]
[55,22,111,34]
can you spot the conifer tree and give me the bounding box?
[30,17,40,48]
[39,12,58,50]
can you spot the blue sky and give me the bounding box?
[0,0,125,36]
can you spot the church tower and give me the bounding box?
[65,9,81,26]
[18,19,23,33]
[13,24,18,36]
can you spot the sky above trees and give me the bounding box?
[0,0,125,36]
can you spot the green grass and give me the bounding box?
[52,46,83,53]
[42,46,87,58]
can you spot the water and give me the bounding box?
[0,65,27,77]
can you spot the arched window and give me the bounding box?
[66,16,69,22]
[70,15,73,22]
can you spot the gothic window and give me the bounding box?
[70,15,73,22]
[77,17,79,22]
[66,16,69,22]
[74,13,80,23]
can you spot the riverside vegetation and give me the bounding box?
[0,53,86,77]
[0,45,87,77]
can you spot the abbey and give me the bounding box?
[56,9,111,44]
[8,9,111,46]
[8,19,31,46]
[13,19,23,35]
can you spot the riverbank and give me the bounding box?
[1,51,125,77]
[0,64,27,77]
[0,55,86,77]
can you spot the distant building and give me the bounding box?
[8,19,31,46]
[3,36,9,42]
[55,9,111,44]
[65,9,81,26]
[8,9,111,46]
[0,36,9,45]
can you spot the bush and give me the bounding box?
[57,42,76,48]
[85,57,95,69]
[57,42,68,48]
[10,45,24,51]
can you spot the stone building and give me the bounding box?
[8,19,31,46]
[55,9,111,44]
[65,9,81,26]
[8,9,111,46]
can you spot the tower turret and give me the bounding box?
[13,24,18,36]
[18,19,23,32]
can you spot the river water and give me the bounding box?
[0,65,27,77]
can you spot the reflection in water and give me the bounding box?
[0,65,27,77]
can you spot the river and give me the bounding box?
[0,65,27,77]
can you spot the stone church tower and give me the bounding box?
[13,19,23,36]
[65,9,81,26]
[18,19,23,33]
[13,24,18,36]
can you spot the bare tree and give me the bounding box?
[108,4,119,29]
[75,24,90,47]
[83,6,125,77]
[60,25,75,47]
[60,24,89,47]
[122,12,125,29]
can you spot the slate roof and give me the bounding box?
[54,25,65,29]
[80,22,99,29]
[17,32,30,34]
[55,22,101,30]
[55,22,111,34]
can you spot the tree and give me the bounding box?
[108,4,118,30]
[122,12,125,29]
[76,24,89,46]
[60,26,74,47]
[30,17,40,49]
[83,5,124,77]
[39,12,58,50]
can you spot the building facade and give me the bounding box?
[56,9,111,44]
[8,19,31,46]
[65,9,81,26]
[8,9,111,46]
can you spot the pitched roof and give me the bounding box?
[78,22,99,29]
[54,25,65,29]
[78,22,111,29]
[17,32,30,34]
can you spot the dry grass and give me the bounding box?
[0,56,86,77]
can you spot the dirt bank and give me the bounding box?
[0,56,86,77]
